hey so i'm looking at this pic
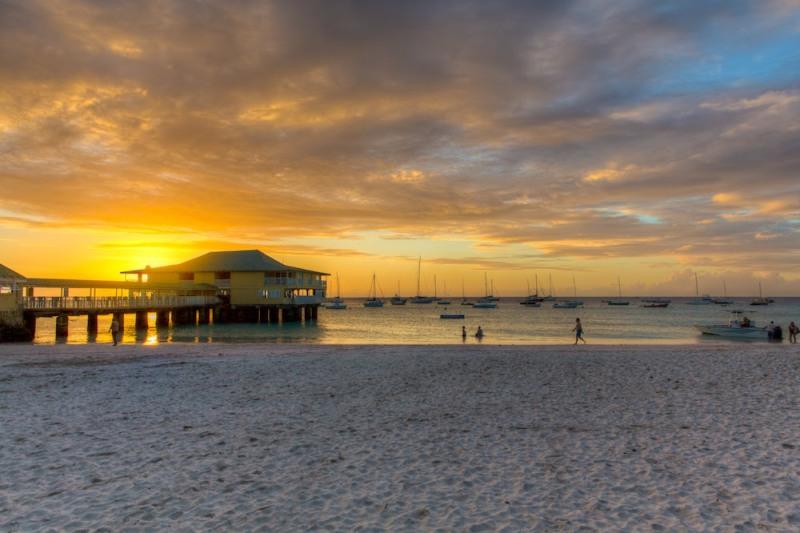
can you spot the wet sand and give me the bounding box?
[1,343,799,530]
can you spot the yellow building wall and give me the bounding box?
[0,293,19,312]
[148,272,181,284]
[194,272,215,285]
[230,272,267,305]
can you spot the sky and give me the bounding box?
[1,0,800,296]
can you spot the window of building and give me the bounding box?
[215,271,231,280]
[178,272,194,281]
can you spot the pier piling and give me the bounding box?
[87,313,98,335]
[55,314,69,338]
[135,311,148,331]
[156,311,170,327]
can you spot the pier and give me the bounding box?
[0,250,328,342]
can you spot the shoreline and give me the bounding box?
[2,344,799,530]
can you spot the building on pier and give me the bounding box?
[122,249,328,309]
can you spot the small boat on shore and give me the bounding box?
[695,311,768,340]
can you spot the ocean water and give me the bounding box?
[28,297,800,345]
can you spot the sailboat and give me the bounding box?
[686,273,712,305]
[460,279,473,306]
[520,276,542,306]
[437,279,451,305]
[542,273,556,301]
[474,273,497,308]
[410,257,434,304]
[712,281,734,305]
[554,276,583,308]
[750,281,770,306]
[390,280,407,305]
[325,274,347,309]
[363,273,384,307]
[607,277,630,306]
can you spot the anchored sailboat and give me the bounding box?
[363,273,384,307]
[325,273,347,310]
[410,257,434,304]
[607,277,630,306]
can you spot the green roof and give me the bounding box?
[122,250,329,276]
[0,263,26,280]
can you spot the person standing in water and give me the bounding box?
[572,318,585,344]
[475,325,484,339]
[461,326,467,341]
[109,318,120,346]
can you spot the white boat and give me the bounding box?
[411,257,434,304]
[695,311,768,340]
[390,281,407,305]
[607,277,630,306]
[475,273,497,307]
[363,273,384,307]
[750,282,770,306]
[686,273,712,305]
[325,274,348,309]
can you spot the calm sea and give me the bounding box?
[28,297,800,345]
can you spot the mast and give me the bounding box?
[549,273,554,297]
[695,272,699,297]
[527,279,531,297]
[535,273,539,296]
[462,279,465,299]
[491,279,495,297]
[336,273,342,299]
[434,274,438,299]
[618,276,622,298]
[573,276,577,298]
[723,280,727,298]
[416,257,421,297]
[484,272,488,297]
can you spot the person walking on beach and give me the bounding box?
[789,321,798,344]
[461,326,467,341]
[572,318,586,344]
[109,318,120,346]
[475,326,484,340]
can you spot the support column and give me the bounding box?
[55,314,69,339]
[23,312,36,340]
[135,311,148,331]
[198,307,210,325]
[278,308,284,324]
[311,305,318,320]
[87,313,98,335]
[156,311,170,327]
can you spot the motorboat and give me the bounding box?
[473,301,497,309]
[553,300,582,309]
[642,301,669,308]
[390,296,407,305]
[440,311,465,319]
[695,311,768,340]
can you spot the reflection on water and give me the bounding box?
[27,298,800,345]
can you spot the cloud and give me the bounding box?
[1,0,799,279]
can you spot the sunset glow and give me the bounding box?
[2,1,800,295]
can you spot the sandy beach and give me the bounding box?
[1,343,799,531]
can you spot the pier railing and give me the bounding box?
[22,295,219,312]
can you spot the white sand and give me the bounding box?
[1,343,799,531]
